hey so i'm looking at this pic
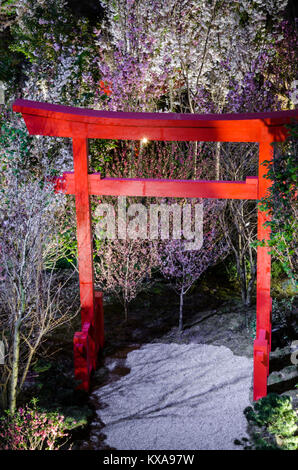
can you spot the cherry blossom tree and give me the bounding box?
[96,0,288,114]
[158,199,229,332]
[94,237,158,321]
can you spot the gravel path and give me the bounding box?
[91,343,253,450]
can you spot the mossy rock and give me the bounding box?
[268,365,298,385]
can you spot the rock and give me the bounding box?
[268,371,283,385]
[282,365,298,377]
[270,346,293,371]
[282,389,298,409]
[268,365,298,385]
[268,364,298,394]
[270,345,292,359]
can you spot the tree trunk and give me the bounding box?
[194,141,198,178]
[215,142,221,180]
[124,301,128,322]
[246,259,257,307]
[179,290,184,333]
[240,257,248,306]
[238,255,257,328]
[9,320,21,413]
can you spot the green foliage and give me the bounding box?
[56,217,78,265]
[89,139,118,173]
[271,260,286,279]
[7,0,99,107]
[0,2,25,83]
[10,1,84,63]
[244,393,298,450]
[255,122,298,282]
[0,38,24,84]
[249,316,256,339]
[224,258,239,283]
[32,360,52,374]
[0,119,33,177]
[0,0,18,13]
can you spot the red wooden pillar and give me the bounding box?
[72,136,103,388]
[73,322,92,391]
[253,141,273,400]
[72,137,95,327]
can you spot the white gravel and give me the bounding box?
[93,343,253,450]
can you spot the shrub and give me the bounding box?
[0,399,70,450]
[244,393,298,450]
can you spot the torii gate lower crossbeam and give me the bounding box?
[13,99,297,400]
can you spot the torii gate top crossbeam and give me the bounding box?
[13,99,296,142]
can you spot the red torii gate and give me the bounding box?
[13,99,297,400]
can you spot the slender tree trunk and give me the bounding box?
[247,259,257,308]
[194,141,198,179]
[240,257,248,305]
[124,301,128,322]
[215,142,221,180]
[179,289,184,333]
[235,252,249,307]
[9,319,21,413]
[19,341,37,391]
[169,79,174,112]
